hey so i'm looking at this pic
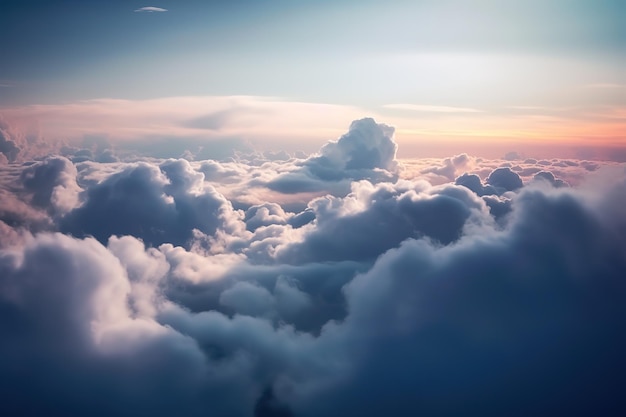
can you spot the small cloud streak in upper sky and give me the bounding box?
[134,6,168,13]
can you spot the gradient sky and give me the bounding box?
[2,3,626,416]
[1,0,625,158]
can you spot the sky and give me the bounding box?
[0,0,624,158]
[1,2,626,417]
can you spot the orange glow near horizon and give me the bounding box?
[1,96,624,161]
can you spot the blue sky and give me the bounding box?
[0,0,624,158]
[2,0,624,104]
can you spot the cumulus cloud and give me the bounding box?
[60,159,245,249]
[0,157,81,235]
[421,153,473,183]
[20,156,81,215]
[0,125,20,162]
[486,166,524,192]
[266,118,398,195]
[0,117,625,416]
[309,118,397,174]
[532,170,568,187]
[453,166,566,220]
[298,182,626,416]
[274,180,491,264]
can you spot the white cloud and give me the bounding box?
[134,6,168,13]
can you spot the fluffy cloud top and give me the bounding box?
[266,118,398,195]
[312,118,397,174]
[60,159,244,248]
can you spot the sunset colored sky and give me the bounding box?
[1,0,624,158]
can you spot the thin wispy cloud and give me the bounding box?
[384,104,482,113]
[134,6,168,13]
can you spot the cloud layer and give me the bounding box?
[1,119,625,416]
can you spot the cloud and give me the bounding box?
[454,167,523,197]
[298,182,626,416]
[0,127,20,162]
[0,118,59,163]
[313,118,397,173]
[456,172,497,196]
[503,150,522,160]
[486,166,523,192]
[1,166,625,416]
[532,170,568,188]
[0,157,81,235]
[60,159,246,249]
[420,153,474,183]
[266,118,398,195]
[219,281,275,317]
[245,203,290,231]
[275,180,491,264]
[453,166,567,220]
[0,233,237,416]
[20,156,81,215]
[0,117,626,416]
[134,6,168,13]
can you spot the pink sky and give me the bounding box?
[2,94,625,161]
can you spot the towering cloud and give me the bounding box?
[310,118,397,174]
[267,118,398,194]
